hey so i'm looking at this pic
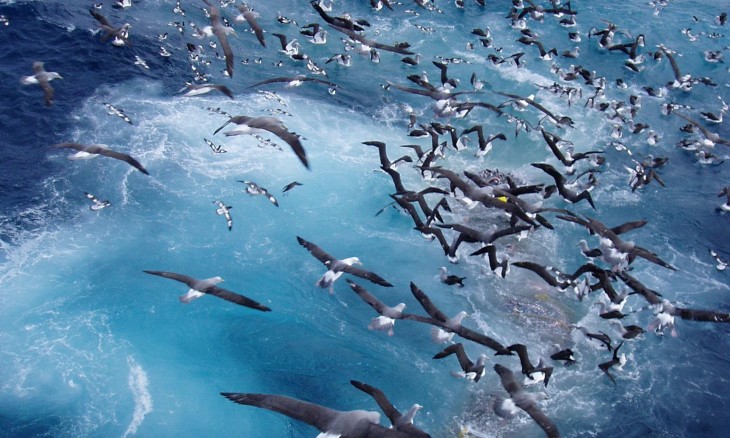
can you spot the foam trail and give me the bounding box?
[123,356,152,438]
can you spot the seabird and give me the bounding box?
[550,348,576,365]
[177,83,234,99]
[433,343,488,382]
[51,142,149,175]
[574,325,613,351]
[213,200,233,231]
[410,283,512,355]
[512,261,573,290]
[439,266,465,287]
[598,341,626,385]
[238,180,278,207]
[271,33,302,56]
[89,9,131,47]
[201,0,235,77]
[495,91,574,127]
[103,103,132,124]
[247,74,337,90]
[507,344,554,387]
[84,191,111,211]
[493,364,560,438]
[609,320,645,340]
[214,115,309,169]
[297,236,393,293]
[235,3,266,47]
[673,112,730,147]
[531,163,595,208]
[349,380,430,437]
[20,61,63,107]
[143,270,270,311]
[469,244,510,278]
[438,223,531,263]
[282,181,303,193]
[221,392,410,437]
[710,249,727,270]
[204,138,227,154]
[347,279,415,336]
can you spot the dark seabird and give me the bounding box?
[531,163,595,208]
[439,266,465,287]
[20,61,62,106]
[235,3,266,47]
[598,341,626,385]
[609,320,645,340]
[574,325,613,351]
[84,191,111,211]
[214,115,308,169]
[438,222,531,263]
[51,142,149,175]
[512,261,573,290]
[177,83,234,99]
[89,9,130,47]
[213,200,233,231]
[271,33,302,56]
[495,91,574,127]
[282,181,303,193]
[410,283,512,355]
[348,279,415,335]
[204,138,227,154]
[508,344,554,387]
[493,364,560,438]
[550,348,576,365]
[297,236,393,293]
[433,343,488,382]
[143,270,270,311]
[238,180,278,207]
[202,0,235,77]
[247,75,338,90]
[221,392,411,437]
[470,244,510,278]
[673,112,730,147]
[349,381,430,437]
[103,103,132,125]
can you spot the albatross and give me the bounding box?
[143,270,270,311]
[350,380,431,437]
[20,61,62,106]
[51,142,149,175]
[214,115,308,169]
[297,236,393,293]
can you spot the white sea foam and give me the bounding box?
[123,356,153,438]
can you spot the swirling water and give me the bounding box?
[0,0,728,437]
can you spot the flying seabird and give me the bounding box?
[282,181,303,193]
[89,9,131,47]
[512,261,573,290]
[598,341,626,385]
[531,163,595,208]
[177,83,234,99]
[439,267,465,287]
[84,191,111,211]
[495,91,574,127]
[410,283,512,355]
[508,344,554,387]
[221,392,412,437]
[609,320,645,340]
[103,103,133,124]
[349,381,431,437]
[469,244,510,278]
[574,325,613,351]
[201,0,235,77]
[348,279,415,336]
[439,223,532,264]
[20,61,62,106]
[235,3,266,47]
[673,112,730,147]
[238,180,278,207]
[214,115,308,169]
[144,270,270,311]
[297,236,393,293]
[51,142,149,175]
[204,138,227,154]
[550,348,576,365]
[247,75,338,90]
[433,343,488,382]
[493,364,560,438]
[709,249,727,270]
[213,200,233,231]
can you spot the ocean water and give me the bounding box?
[0,0,728,437]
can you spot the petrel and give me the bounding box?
[144,270,270,311]
[214,115,308,169]
[220,392,411,437]
[51,143,149,175]
[20,61,62,106]
[297,236,393,293]
[84,191,111,211]
[238,180,278,206]
[213,200,233,231]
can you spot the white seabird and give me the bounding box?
[20,61,62,106]
[51,142,149,175]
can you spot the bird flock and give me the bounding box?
[14,0,730,436]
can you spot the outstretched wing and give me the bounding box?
[206,285,271,311]
[143,270,197,288]
[297,236,336,265]
[221,393,340,432]
[350,380,402,425]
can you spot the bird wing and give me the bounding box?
[494,365,560,438]
[89,9,113,29]
[455,325,512,355]
[143,270,197,288]
[249,117,309,169]
[512,261,561,287]
[95,146,150,175]
[341,264,393,287]
[409,282,449,322]
[243,11,266,47]
[349,380,402,425]
[206,285,271,311]
[297,236,336,265]
[221,393,342,432]
[347,279,388,314]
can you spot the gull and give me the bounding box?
[350,381,430,437]
[220,392,411,437]
[214,115,308,169]
[238,180,278,206]
[51,142,149,175]
[213,200,233,231]
[143,270,270,311]
[20,61,62,106]
[297,236,393,293]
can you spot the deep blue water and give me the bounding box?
[0,0,729,437]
